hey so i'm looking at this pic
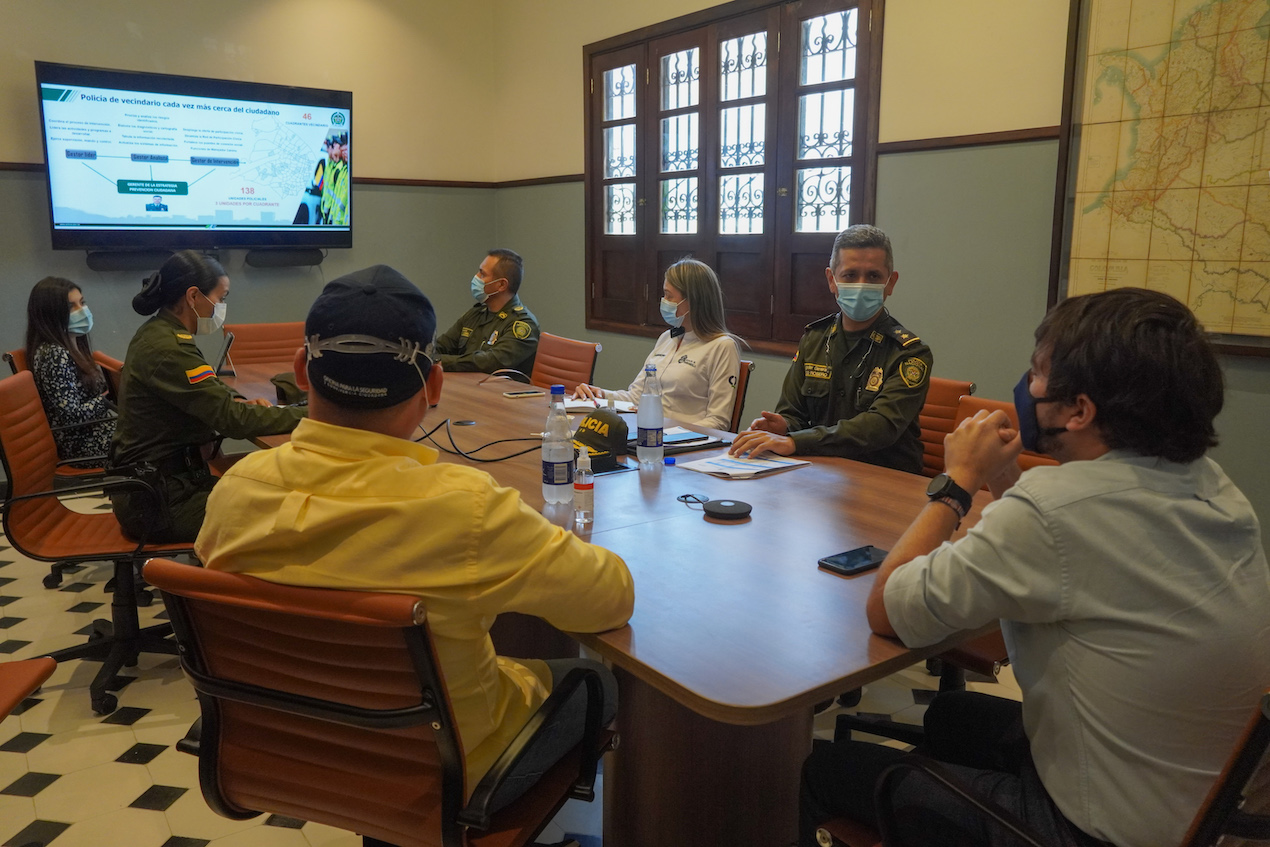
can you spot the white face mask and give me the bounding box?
[196,292,227,335]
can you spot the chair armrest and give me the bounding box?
[4,472,166,549]
[55,453,110,469]
[458,666,607,831]
[49,415,115,434]
[480,369,532,385]
[874,759,1047,847]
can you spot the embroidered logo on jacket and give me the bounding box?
[900,357,928,387]
[185,365,215,384]
[512,320,532,339]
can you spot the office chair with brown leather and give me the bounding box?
[918,377,975,478]
[220,321,305,372]
[0,371,193,714]
[528,333,602,395]
[144,558,615,847]
[816,689,1270,847]
[728,360,756,433]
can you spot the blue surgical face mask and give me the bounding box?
[470,275,490,303]
[68,305,93,336]
[660,297,687,328]
[1013,370,1066,453]
[835,282,887,322]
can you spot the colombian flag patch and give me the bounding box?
[185,365,215,384]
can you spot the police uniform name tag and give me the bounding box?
[460,327,473,338]
[804,363,831,380]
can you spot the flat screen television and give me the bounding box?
[35,61,352,251]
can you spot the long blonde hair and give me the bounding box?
[665,258,743,347]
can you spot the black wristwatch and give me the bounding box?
[926,473,972,524]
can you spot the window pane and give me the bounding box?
[719,174,764,234]
[796,167,850,233]
[720,32,768,101]
[720,104,766,168]
[604,125,637,179]
[661,48,700,111]
[798,90,854,160]
[604,65,637,121]
[660,177,698,234]
[661,113,698,172]
[606,183,637,235]
[800,11,857,85]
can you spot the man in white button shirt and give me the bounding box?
[801,287,1270,847]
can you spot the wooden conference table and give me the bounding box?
[229,366,988,847]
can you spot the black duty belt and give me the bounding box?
[150,446,209,477]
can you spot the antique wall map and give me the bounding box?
[1067,0,1270,339]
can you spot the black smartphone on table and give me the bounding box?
[818,545,887,576]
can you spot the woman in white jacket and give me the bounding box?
[574,259,743,429]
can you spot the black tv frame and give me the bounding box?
[35,61,352,252]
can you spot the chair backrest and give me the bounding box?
[529,332,601,394]
[143,558,469,847]
[919,377,976,477]
[221,322,305,367]
[729,360,756,433]
[3,349,27,375]
[0,371,68,537]
[1183,690,1270,847]
[954,395,1059,473]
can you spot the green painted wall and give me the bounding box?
[3,143,1269,526]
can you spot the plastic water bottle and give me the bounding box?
[574,447,594,525]
[636,365,664,467]
[542,384,574,504]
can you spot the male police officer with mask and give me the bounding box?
[433,248,541,375]
[730,224,932,473]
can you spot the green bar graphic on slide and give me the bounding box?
[42,88,72,101]
[118,181,189,195]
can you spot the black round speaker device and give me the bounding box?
[702,499,752,520]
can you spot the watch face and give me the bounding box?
[927,473,950,497]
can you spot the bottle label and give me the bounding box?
[542,459,574,485]
[637,427,663,448]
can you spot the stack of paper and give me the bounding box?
[566,398,636,414]
[677,454,810,479]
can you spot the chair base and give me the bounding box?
[43,558,177,714]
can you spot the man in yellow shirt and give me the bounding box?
[195,265,634,808]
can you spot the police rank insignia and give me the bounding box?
[460,327,473,338]
[865,367,884,392]
[512,320,532,339]
[900,357,928,387]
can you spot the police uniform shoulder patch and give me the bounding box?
[185,364,215,384]
[512,320,532,340]
[900,357,929,388]
[888,324,923,348]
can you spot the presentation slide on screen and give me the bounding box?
[40,83,350,231]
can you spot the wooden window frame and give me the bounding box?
[584,0,884,356]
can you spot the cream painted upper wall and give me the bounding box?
[490,0,721,181]
[2,0,1070,181]
[492,0,1072,179]
[879,0,1070,142]
[2,0,497,180]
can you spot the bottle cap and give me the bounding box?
[550,384,565,395]
[664,457,675,465]
[577,446,592,469]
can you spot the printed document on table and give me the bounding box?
[678,454,810,479]
[565,399,636,413]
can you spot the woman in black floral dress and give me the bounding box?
[25,277,115,464]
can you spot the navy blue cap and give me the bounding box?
[304,265,435,410]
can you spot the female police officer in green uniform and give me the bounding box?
[110,251,306,543]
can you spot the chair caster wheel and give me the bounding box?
[136,589,154,607]
[43,573,62,589]
[92,693,118,715]
[926,658,944,677]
